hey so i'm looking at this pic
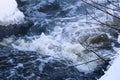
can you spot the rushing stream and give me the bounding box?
[0,0,120,79]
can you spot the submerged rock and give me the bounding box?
[0,19,33,39]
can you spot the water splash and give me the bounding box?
[1,0,118,73]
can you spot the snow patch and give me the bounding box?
[99,51,120,80]
[117,35,120,43]
[0,0,24,26]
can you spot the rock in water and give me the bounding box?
[87,34,112,49]
[0,20,33,39]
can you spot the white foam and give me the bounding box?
[11,17,104,73]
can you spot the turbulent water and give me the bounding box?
[1,0,120,76]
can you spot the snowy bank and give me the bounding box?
[99,50,120,80]
[0,0,24,26]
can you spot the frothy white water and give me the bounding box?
[1,0,117,73]
[11,16,111,73]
